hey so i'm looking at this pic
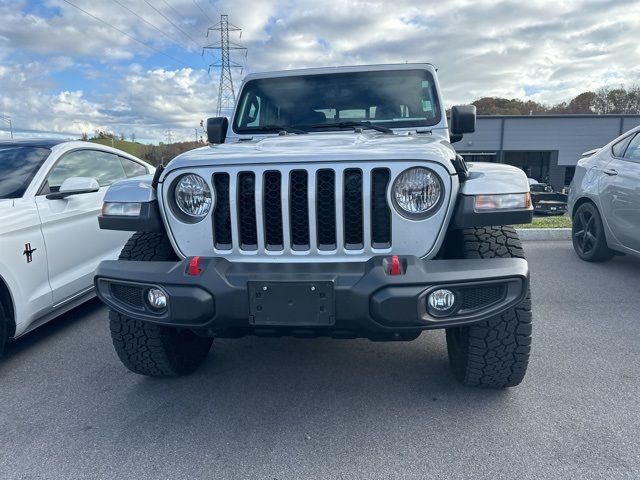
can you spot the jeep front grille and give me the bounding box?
[161,161,454,262]
[212,167,392,253]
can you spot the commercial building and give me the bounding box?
[457,114,640,190]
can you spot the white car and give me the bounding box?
[0,139,154,354]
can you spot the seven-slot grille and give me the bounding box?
[211,167,392,253]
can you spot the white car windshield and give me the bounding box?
[0,146,51,199]
[233,69,441,134]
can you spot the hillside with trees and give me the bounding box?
[472,85,640,115]
[86,130,202,166]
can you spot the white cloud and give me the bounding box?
[1,0,640,142]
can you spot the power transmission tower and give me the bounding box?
[165,129,173,144]
[0,114,13,139]
[203,15,247,116]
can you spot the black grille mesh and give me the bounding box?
[263,171,283,249]
[110,284,144,309]
[289,170,309,249]
[210,167,392,251]
[238,172,258,249]
[316,169,336,249]
[460,285,506,310]
[213,173,232,249]
[343,169,363,248]
[371,168,391,247]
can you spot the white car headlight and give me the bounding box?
[392,167,442,218]
[174,174,212,219]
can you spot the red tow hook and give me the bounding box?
[389,255,402,276]
[188,256,202,276]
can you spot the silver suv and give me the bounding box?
[569,126,640,262]
[95,64,534,388]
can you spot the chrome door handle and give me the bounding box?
[603,168,618,176]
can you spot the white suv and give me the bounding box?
[0,139,153,355]
[96,64,534,388]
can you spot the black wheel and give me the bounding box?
[444,226,532,388]
[109,232,213,377]
[572,202,614,262]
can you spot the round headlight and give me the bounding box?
[174,174,212,219]
[392,167,442,218]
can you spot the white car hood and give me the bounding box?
[165,132,457,175]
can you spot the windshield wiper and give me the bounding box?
[248,125,308,134]
[309,121,393,134]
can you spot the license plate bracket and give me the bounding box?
[249,281,335,326]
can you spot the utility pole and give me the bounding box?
[0,114,13,139]
[203,15,247,117]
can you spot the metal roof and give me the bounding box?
[477,114,640,119]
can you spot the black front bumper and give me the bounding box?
[94,256,529,339]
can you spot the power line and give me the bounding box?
[142,0,202,49]
[61,0,193,68]
[192,0,213,23]
[208,0,222,17]
[203,14,247,116]
[110,0,191,51]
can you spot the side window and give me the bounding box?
[46,150,126,192]
[246,97,261,127]
[623,133,640,161]
[612,135,633,157]
[120,157,148,178]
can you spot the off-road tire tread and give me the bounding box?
[109,232,212,377]
[110,310,211,377]
[119,232,179,262]
[446,226,532,388]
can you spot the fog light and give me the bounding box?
[147,288,167,310]
[427,289,457,316]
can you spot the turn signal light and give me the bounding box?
[474,193,531,211]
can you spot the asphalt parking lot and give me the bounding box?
[1,240,639,480]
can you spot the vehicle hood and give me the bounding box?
[165,132,457,175]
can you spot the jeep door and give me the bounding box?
[598,132,640,253]
[35,149,138,304]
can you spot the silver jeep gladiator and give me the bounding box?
[95,64,533,388]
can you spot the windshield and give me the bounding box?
[0,146,51,199]
[233,69,441,134]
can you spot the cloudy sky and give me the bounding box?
[1,0,639,142]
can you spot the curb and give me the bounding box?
[516,228,571,241]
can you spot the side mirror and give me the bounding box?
[450,105,476,142]
[46,177,100,200]
[207,117,229,144]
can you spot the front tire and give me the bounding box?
[444,226,532,388]
[572,202,614,262]
[109,232,213,377]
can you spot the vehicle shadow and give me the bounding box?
[2,297,104,361]
[98,333,514,448]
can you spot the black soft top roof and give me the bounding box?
[0,138,67,148]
